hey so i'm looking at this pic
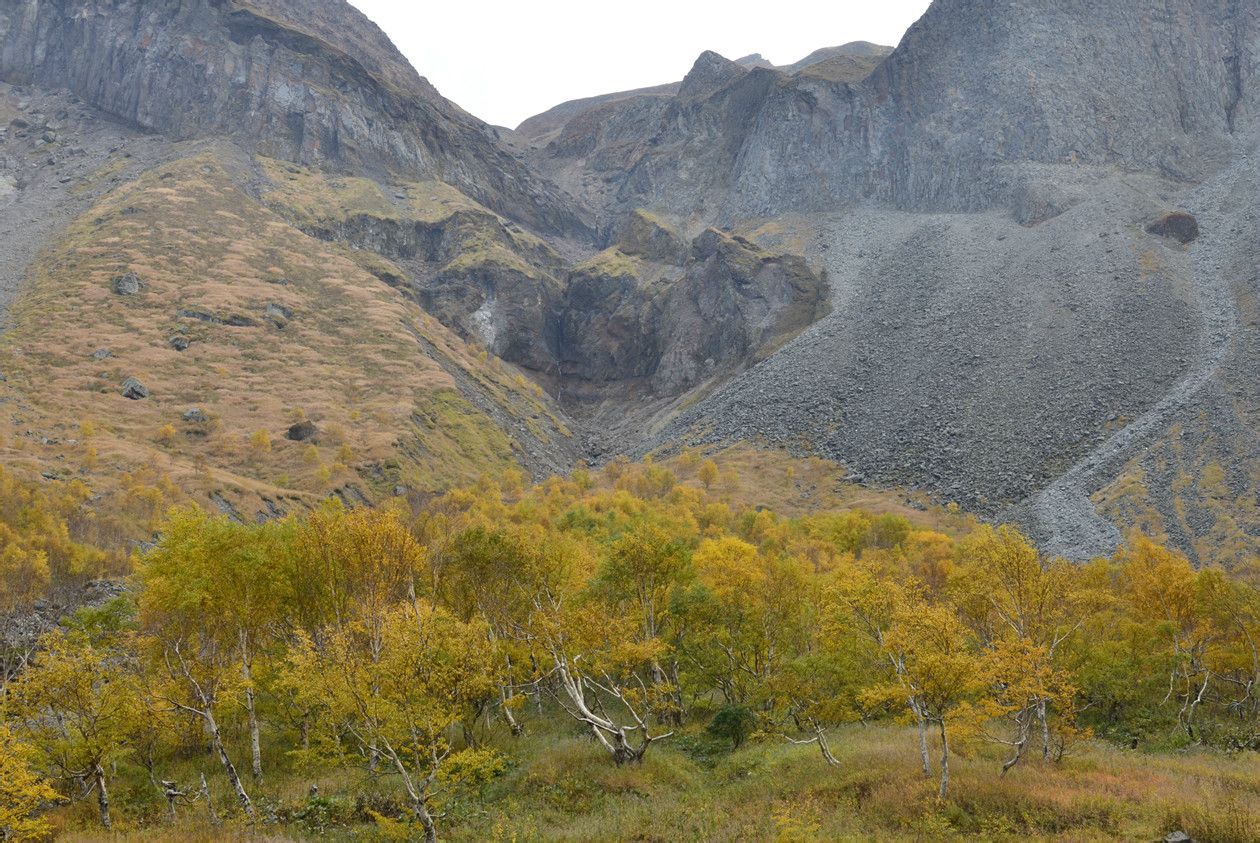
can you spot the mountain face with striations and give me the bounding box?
[1,0,586,235]
[1,0,1258,565]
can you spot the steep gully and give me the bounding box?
[1021,157,1250,560]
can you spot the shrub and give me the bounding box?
[708,705,757,749]
[1164,797,1260,843]
[156,423,177,445]
[699,459,719,490]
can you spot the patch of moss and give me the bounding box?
[397,179,486,224]
[401,390,516,490]
[257,156,400,226]
[257,156,508,234]
[441,240,539,278]
[574,247,642,279]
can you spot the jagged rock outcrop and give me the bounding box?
[557,220,828,397]
[679,51,748,101]
[515,42,889,145]
[615,209,688,265]
[559,251,666,384]
[420,245,563,374]
[0,0,590,236]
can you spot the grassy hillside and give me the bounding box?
[0,150,573,527]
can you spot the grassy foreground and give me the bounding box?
[53,718,1260,842]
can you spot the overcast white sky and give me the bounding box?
[347,1,933,129]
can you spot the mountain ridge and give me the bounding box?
[514,41,892,143]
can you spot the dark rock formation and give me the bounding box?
[559,253,667,384]
[616,210,688,266]
[295,200,571,372]
[557,222,828,397]
[1146,212,1200,244]
[286,419,318,441]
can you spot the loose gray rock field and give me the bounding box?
[652,159,1255,558]
[1018,149,1257,558]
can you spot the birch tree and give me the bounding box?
[288,602,495,842]
[136,509,266,818]
[0,725,57,843]
[5,629,142,831]
[951,524,1105,768]
[868,598,987,798]
[594,520,693,722]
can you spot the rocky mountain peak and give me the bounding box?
[679,50,749,100]
[734,53,773,69]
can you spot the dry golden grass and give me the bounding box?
[455,723,1260,841]
[0,151,561,523]
[1097,431,1260,568]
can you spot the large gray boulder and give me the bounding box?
[286,420,318,442]
[120,377,148,400]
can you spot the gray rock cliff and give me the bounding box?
[0,0,590,236]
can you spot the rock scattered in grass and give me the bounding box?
[286,419,318,442]
[112,270,141,295]
[120,377,148,399]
